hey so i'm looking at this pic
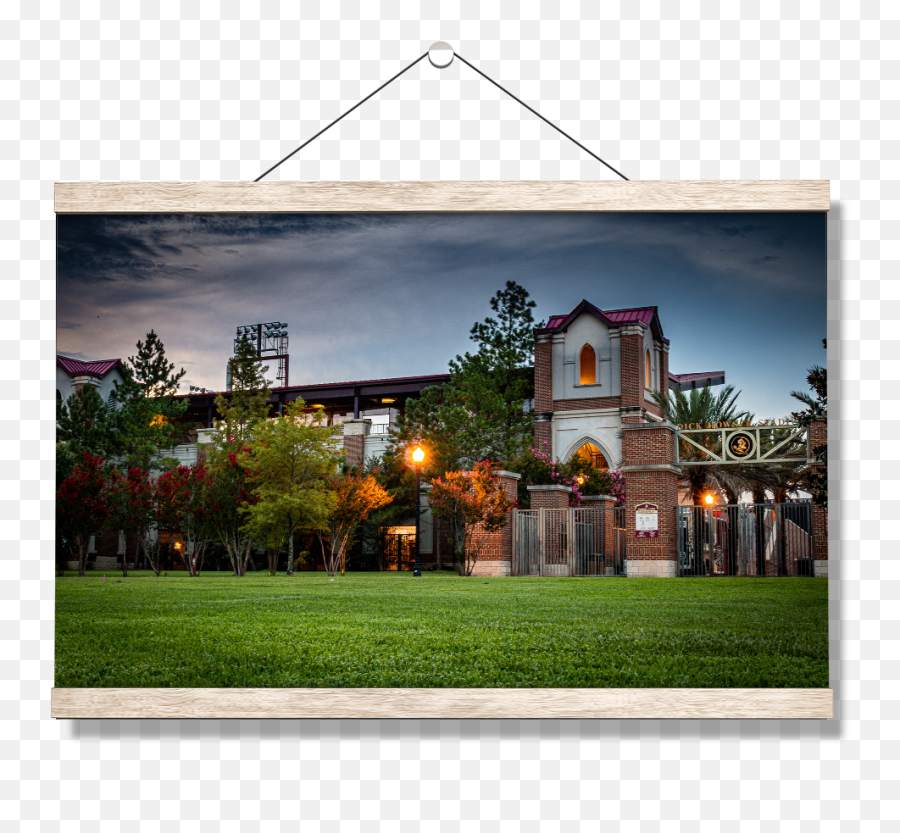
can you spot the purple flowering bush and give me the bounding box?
[511,441,625,508]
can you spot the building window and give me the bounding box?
[645,349,652,389]
[579,344,596,384]
[107,391,118,413]
[572,442,609,470]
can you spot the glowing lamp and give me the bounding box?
[704,493,714,505]
[412,447,425,463]
[576,475,585,486]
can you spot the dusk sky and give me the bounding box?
[57,212,826,419]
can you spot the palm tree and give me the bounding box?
[651,383,753,506]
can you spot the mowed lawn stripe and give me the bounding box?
[55,572,828,689]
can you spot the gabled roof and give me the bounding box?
[537,300,668,343]
[57,355,126,378]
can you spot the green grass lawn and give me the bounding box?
[55,571,829,689]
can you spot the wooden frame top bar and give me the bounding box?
[52,687,833,720]
[55,180,830,214]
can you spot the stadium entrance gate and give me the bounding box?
[676,502,816,577]
[512,506,627,577]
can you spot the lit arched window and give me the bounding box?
[645,349,652,389]
[573,442,609,470]
[579,344,596,384]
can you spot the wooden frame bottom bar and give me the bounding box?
[52,688,833,719]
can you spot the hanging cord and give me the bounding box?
[453,52,629,182]
[255,51,429,182]
[255,47,628,182]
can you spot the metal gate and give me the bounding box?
[677,502,816,577]
[513,507,626,577]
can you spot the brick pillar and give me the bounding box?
[527,484,572,510]
[620,422,679,577]
[809,418,828,577]
[534,333,553,450]
[619,326,644,424]
[341,418,370,467]
[470,470,521,577]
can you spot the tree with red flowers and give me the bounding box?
[156,462,213,576]
[428,461,515,576]
[204,440,259,576]
[56,452,111,576]
[107,466,162,576]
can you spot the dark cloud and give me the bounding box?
[56,212,826,418]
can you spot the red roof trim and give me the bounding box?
[536,300,668,343]
[57,355,126,378]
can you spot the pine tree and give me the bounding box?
[387,282,543,474]
[112,330,188,470]
[56,385,117,458]
[214,336,273,442]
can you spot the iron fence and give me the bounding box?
[513,507,626,577]
[677,502,816,577]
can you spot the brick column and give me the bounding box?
[809,418,828,577]
[619,326,644,424]
[527,484,572,510]
[341,418,370,467]
[620,422,679,577]
[534,333,553,449]
[470,470,521,577]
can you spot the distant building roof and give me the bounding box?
[57,355,126,378]
[668,371,726,391]
[537,300,668,343]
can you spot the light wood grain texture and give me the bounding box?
[51,688,833,720]
[55,180,830,214]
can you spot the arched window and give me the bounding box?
[107,391,118,413]
[645,349,652,389]
[573,442,609,470]
[579,344,596,384]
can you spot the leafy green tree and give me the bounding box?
[242,399,341,576]
[789,338,827,506]
[56,385,117,458]
[651,383,752,505]
[56,441,77,487]
[214,336,272,443]
[112,330,188,470]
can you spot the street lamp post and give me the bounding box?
[412,446,425,577]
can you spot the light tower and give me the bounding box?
[231,321,290,388]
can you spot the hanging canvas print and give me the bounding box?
[52,181,832,718]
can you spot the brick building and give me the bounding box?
[533,299,722,472]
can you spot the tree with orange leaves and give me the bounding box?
[320,468,393,577]
[428,460,515,576]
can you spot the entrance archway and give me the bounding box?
[571,441,610,470]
